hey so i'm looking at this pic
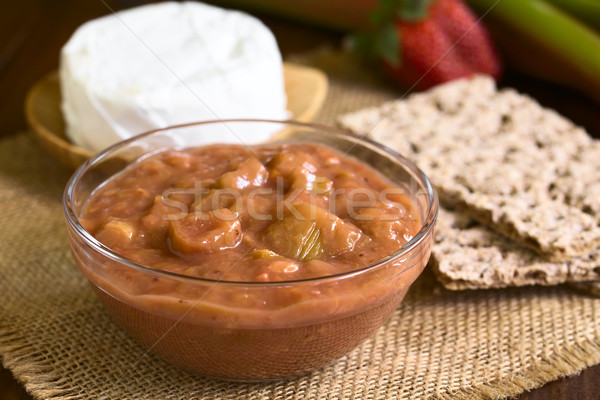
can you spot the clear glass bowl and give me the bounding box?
[63,120,438,381]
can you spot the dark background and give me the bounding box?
[1,1,599,399]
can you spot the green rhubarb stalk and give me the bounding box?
[465,0,600,104]
[543,0,600,33]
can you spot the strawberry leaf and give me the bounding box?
[397,0,433,21]
[345,32,377,60]
[370,0,402,26]
[375,23,401,66]
[348,0,415,67]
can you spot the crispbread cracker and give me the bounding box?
[338,76,600,260]
[432,208,600,290]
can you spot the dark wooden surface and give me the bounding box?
[1,1,599,399]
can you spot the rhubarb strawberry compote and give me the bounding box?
[81,143,420,282]
[65,121,437,380]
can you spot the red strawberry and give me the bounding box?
[356,0,502,90]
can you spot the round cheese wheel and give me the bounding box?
[60,1,288,152]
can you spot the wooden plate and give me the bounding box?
[24,62,328,170]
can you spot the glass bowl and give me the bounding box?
[63,119,438,381]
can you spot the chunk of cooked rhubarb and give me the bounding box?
[96,220,136,245]
[168,209,242,254]
[353,204,417,246]
[215,157,267,190]
[264,203,362,261]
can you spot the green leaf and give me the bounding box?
[348,0,411,66]
[376,23,402,66]
[345,32,376,60]
[370,0,401,26]
[397,0,433,21]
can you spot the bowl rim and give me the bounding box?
[64,119,438,286]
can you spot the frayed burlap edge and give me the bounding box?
[0,324,79,400]
[447,339,600,399]
[3,316,600,400]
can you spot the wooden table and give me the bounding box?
[1,1,599,398]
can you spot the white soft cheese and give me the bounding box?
[60,1,288,152]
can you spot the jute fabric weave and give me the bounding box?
[1,50,600,399]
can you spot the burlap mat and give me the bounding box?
[2,50,600,399]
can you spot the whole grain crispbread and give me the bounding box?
[338,76,600,260]
[432,208,600,290]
